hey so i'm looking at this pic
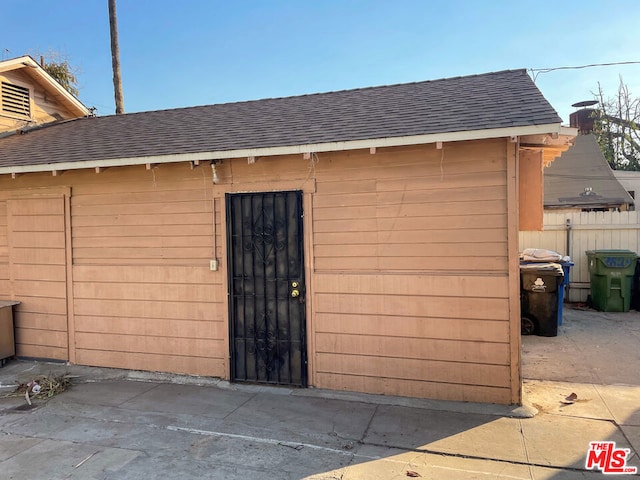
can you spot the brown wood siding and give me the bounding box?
[68,167,225,376]
[0,167,228,375]
[519,149,544,231]
[312,142,507,274]
[310,140,512,403]
[0,139,515,403]
[507,143,522,404]
[72,265,226,375]
[7,196,68,359]
[0,201,8,297]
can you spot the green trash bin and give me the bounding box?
[586,250,638,312]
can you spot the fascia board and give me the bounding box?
[0,123,563,175]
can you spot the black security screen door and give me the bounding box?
[226,191,307,386]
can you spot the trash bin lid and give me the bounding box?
[519,262,564,275]
[586,249,638,257]
[586,250,638,269]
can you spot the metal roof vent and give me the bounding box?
[1,81,31,117]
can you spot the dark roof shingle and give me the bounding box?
[0,69,561,168]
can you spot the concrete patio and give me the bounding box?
[0,305,638,479]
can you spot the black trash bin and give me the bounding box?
[633,260,640,311]
[520,263,564,337]
[0,301,19,367]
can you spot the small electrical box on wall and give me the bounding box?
[210,259,219,271]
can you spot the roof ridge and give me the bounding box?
[100,68,529,118]
[15,117,86,136]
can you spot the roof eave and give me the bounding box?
[545,202,631,209]
[0,123,565,176]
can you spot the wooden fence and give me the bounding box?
[519,211,640,302]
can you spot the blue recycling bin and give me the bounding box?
[557,261,573,325]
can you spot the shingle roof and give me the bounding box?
[545,134,634,208]
[0,69,561,169]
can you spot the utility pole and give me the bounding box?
[108,0,125,114]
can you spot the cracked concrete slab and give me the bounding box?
[119,383,255,418]
[362,404,529,463]
[46,380,159,408]
[0,433,43,461]
[224,392,377,442]
[523,380,614,421]
[304,449,604,480]
[594,384,640,426]
[621,425,640,457]
[520,414,632,469]
[61,446,142,480]
[0,438,105,478]
[1,355,639,478]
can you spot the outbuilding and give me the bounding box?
[0,69,574,404]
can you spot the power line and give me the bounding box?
[529,61,640,81]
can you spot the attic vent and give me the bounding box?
[1,82,31,117]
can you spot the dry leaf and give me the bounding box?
[406,471,421,478]
[5,373,73,404]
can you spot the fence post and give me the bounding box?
[565,217,572,300]
[565,217,572,259]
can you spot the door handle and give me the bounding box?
[290,281,302,299]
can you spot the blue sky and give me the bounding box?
[2,0,639,124]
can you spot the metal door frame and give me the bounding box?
[225,190,308,386]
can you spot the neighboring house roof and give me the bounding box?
[0,56,90,119]
[0,68,566,174]
[544,134,634,209]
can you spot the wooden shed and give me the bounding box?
[0,69,574,405]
